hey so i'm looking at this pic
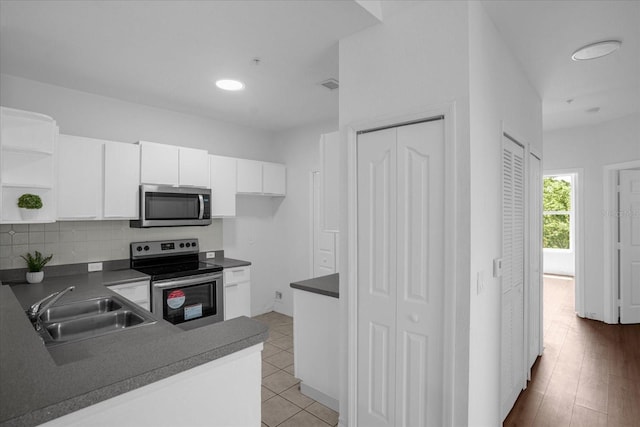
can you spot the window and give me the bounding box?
[543,175,573,250]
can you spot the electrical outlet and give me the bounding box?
[275,291,282,300]
[88,262,103,272]
[206,252,216,259]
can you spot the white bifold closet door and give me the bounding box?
[356,119,444,427]
[501,135,526,419]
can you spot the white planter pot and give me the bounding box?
[19,208,40,221]
[26,271,44,284]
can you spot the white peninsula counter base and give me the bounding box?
[292,283,339,412]
[41,344,262,427]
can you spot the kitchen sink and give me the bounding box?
[35,295,156,346]
[39,297,122,322]
[44,310,147,341]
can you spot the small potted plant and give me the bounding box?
[21,251,53,284]
[17,193,43,221]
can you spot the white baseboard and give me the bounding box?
[300,382,339,412]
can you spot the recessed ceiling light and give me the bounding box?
[571,40,622,61]
[215,79,245,91]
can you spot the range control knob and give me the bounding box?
[136,246,142,252]
[192,242,197,247]
[144,245,150,251]
[179,243,185,248]
[186,243,191,248]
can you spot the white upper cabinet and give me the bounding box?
[236,159,263,193]
[104,141,140,219]
[262,162,286,195]
[139,141,209,188]
[0,107,58,224]
[210,155,237,217]
[57,135,103,219]
[139,140,179,186]
[57,135,140,220]
[179,147,210,188]
[237,159,286,196]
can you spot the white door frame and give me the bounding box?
[542,168,584,317]
[603,160,640,324]
[346,103,457,426]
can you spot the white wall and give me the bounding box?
[0,74,287,317]
[339,2,542,424]
[0,74,276,160]
[270,120,337,316]
[544,249,575,276]
[339,1,472,424]
[544,113,640,320]
[467,3,542,425]
[223,119,337,317]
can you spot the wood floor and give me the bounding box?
[504,275,640,426]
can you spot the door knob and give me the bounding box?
[409,314,419,323]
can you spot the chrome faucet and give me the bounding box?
[27,286,75,329]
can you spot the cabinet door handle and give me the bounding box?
[409,314,420,323]
[225,283,239,288]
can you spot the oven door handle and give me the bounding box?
[153,273,221,289]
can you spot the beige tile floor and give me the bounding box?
[253,311,339,427]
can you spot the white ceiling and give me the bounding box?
[0,1,638,132]
[0,0,379,131]
[483,0,640,131]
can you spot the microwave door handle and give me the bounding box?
[198,194,205,219]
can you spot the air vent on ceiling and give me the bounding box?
[320,78,339,90]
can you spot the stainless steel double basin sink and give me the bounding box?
[35,295,156,346]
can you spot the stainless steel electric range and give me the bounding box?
[130,238,224,328]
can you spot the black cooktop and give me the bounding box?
[129,238,222,281]
[133,260,223,282]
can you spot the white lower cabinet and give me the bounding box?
[107,280,150,311]
[223,266,251,320]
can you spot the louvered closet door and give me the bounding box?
[501,136,526,419]
[357,119,444,427]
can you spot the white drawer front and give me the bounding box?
[108,280,150,305]
[224,267,250,285]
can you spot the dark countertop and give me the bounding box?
[210,257,252,269]
[0,264,266,427]
[290,273,339,298]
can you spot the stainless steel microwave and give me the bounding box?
[130,185,212,228]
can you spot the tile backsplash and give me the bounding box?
[0,220,223,270]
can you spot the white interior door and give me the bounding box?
[357,119,444,427]
[528,154,542,367]
[394,121,444,427]
[313,171,336,277]
[357,127,397,427]
[501,135,526,420]
[619,170,640,324]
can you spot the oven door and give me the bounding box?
[152,273,223,325]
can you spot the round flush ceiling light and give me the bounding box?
[215,79,245,91]
[571,40,622,61]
